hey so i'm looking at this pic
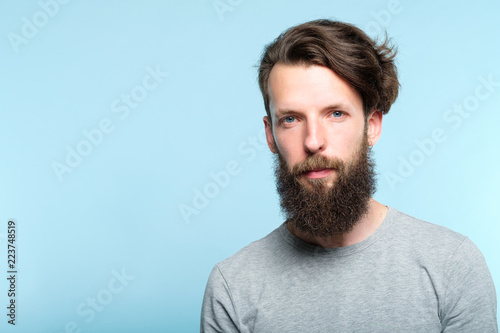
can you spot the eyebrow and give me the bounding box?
[274,104,348,118]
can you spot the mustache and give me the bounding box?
[290,154,344,177]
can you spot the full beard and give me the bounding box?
[274,136,376,237]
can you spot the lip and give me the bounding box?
[304,168,334,179]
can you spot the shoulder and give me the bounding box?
[383,208,497,330]
[377,207,491,283]
[202,231,284,332]
[388,208,468,252]
[215,226,285,277]
[203,225,291,323]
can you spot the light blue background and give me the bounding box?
[1,1,499,332]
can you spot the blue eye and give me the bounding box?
[284,116,296,123]
[332,111,343,118]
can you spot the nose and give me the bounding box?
[304,119,326,154]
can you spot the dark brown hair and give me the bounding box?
[258,19,399,123]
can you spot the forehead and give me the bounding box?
[268,63,363,117]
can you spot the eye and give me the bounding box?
[331,111,343,118]
[283,116,296,123]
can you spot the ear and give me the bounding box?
[366,110,383,146]
[263,116,278,153]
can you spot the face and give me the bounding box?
[264,63,382,187]
[263,64,383,236]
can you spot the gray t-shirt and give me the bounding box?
[201,207,497,332]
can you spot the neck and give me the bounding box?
[286,199,388,248]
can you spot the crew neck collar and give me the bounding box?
[278,206,396,257]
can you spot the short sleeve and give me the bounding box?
[201,265,240,333]
[441,237,498,332]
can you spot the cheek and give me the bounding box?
[274,132,302,163]
[324,126,364,157]
[346,130,367,158]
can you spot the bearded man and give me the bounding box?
[201,19,497,332]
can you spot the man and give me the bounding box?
[201,19,497,332]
